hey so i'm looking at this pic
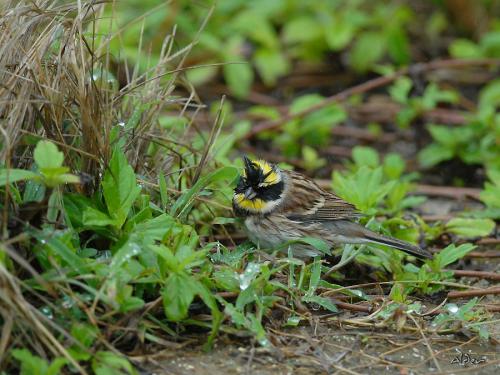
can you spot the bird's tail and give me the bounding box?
[327,220,433,259]
[362,231,432,259]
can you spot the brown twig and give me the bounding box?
[447,287,500,299]
[449,269,500,281]
[465,250,500,258]
[413,184,481,200]
[244,58,500,139]
[333,300,372,313]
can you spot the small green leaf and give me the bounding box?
[34,140,64,169]
[162,272,196,321]
[12,349,50,375]
[350,32,386,72]
[254,48,290,86]
[102,148,141,228]
[418,144,454,168]
[434,243,476,268]
[92,351,137,375]
[0,169,38,186]
[352,146,380,169]
[389,76,413,104]
[449,39,482,58]
[283,17,322,43]
[446,218,495,238]
[223,62,253,99]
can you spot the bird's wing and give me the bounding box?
[280,171,361,221]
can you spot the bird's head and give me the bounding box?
[233,156,285,214]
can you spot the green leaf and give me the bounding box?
[92,351,137,375]
[302,295,338,313]
[383,153,406,179]
[102,148,141,228]
[109,241,141,276]
[12,349,49,375]
[223,62,253,99]
[418,144,454,168]
[386,25,410,65]
[350,32,386,72]
[434,243,476,268]
[162,272,196,321]
[36,233,87,274]
[333,166,395,213]
[283,17,322,43]
[158,171,169,210]
[324,16,355,50]
[82,206,116,227]
[254,48,290,86]
[306,257,322,296]
[0,169,38,186]
[34,140,64,169]
[352,146,380,169]
[289,237,331,255]
[449,39,482,58]
[445,218,495,238]
[389,76,412,104]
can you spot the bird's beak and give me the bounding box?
[244,187,256,200]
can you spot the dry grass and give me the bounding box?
[0,0,207,189]
[0,0,212,371]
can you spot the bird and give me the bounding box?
[232,156,432,259]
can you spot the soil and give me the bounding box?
[142,325,499,374]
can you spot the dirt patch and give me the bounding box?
[142,324,499,375]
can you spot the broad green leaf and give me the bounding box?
[283,16,322,43]
[386,25,410,65]
[418,144,454,168]
[0,169,38,186]
[254,48,290,86]
[92,351,137,375]
[83,207,116,227]
[434,243,476,268]
[223,63,253,99]
[449,39,482,58]
[288,237,331,255]
[383,153,406,179]
[445,218,495,238]
[350,32,386,72]
[109,241,141,276]
[34,140,64,169]
[324,16,355,50]
[352,146,380,169]
[12,349,49,375]
[333,166,395,213]
[102,148,141,228]
[162,272,197,321]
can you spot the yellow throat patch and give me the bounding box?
[233,194,267,212]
